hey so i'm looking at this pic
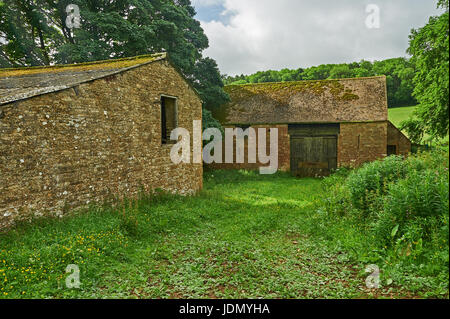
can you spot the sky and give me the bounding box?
[191,0,443,76]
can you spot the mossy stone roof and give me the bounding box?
[213,76,388,124]
[0,53,166,105]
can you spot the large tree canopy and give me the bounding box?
[0,0,229,127]
[403,0,449,140]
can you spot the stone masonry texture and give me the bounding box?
[0,58,203,229]
[206,124,290,172]
[387,121,412,157]
[338,122,388,168]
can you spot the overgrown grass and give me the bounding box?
[0,152,448,299]
[315,149,449,297]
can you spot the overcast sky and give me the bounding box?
[191,0,443,76]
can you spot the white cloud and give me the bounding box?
[192,0,224,7]
[195,0,442,75]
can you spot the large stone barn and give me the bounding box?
[0,53,203,229]
[210,76,411,176]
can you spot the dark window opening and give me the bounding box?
[161,96,177,144]
[387,145,397,156]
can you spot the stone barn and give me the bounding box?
[0,53,203,229]
[209,76,411,176]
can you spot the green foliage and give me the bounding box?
[374,168,449,245]
[223,57,417,108]
[190,57,230,112]
[407,1,449,139]
[389,105,417,126]
[400,118,426,144]
[202,107,223,134]
[118,199,140,238]
[319,149,449,296]
[345,156,411,213]
[0,0,60,67]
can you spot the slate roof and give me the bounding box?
[0,53,167,106]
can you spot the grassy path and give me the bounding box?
[1,171,409,298]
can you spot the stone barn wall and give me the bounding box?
[0,59,202,229]
[205,76,409,172]
[337,121,388,168]
[205,124,290,172]
[207,121,396,172]
[387,121,412,157]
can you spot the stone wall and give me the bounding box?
[0,59,203,229]
[207,121,393,172]
[205,124,290,172]
[387,121,412,156]
[338,121,388,168]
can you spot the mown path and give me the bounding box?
[1,170,410,298]
[97,171,402,299]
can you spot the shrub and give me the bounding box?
[320,148,449,290]
[346,156,410,214]
[374,168,449,246]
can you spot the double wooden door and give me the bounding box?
[289,124,339,177]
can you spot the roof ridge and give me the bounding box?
[0,53,169,105]
[0,53,167,77]
[225,75,386,88]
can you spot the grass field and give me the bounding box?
[388,105,449,145]
[388,106,417,128]
[1,164,447,299]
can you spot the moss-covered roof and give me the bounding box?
[0,53,166,105]
[213,76,388,124]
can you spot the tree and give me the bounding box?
[329,64,355,79]
[403,0,449,140]
[373,58,416,107]
[0,0,63,67]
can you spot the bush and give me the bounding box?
[319,149,449,295]
[346,156,410,214]
[374,168,449,245]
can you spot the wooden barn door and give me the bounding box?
[289,124,339,177]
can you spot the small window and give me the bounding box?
[387,145,397,156]
[161,96,177,144]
